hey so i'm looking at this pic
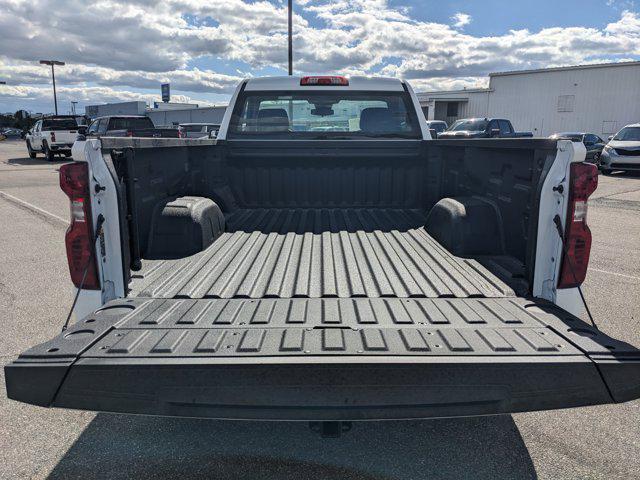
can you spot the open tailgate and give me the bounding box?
[6,297,640,420]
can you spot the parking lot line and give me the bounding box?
[589,267,640,281]
[0,189,67,228]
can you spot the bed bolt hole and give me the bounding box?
[226,345,233,349]
[435,344,441,348]
[426,332,433,335]
[556,344,563,348]
[85,318,95,323]
[100,346,110,350]
[47,348,59,353]
[115,333,124,337]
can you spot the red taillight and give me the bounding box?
[300,76,349,86]
[558,162,598,289]
[59,162,100,290]
[126,130,133,137]
[50,131,56,142]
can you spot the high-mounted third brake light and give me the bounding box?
[300,76,349,86]
[558,162,598,289]
[60,162,101,290]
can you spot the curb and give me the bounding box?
[0,190,68,229]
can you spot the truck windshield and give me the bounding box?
[613,127,640,141]
[110,118,154,130]
[228,91,421,139]
[42,118,78,130]
[449,119,488,132]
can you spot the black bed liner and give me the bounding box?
[130,208,513,299]
[6,296,640,420]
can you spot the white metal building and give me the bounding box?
[417,61,640,136]
[146,105,227,127]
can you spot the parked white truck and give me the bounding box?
[25,116,83,161]
[6,76,640,428]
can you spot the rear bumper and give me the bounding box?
[6,297,640,420]
[7,356,620,421]
[49,143,73,152]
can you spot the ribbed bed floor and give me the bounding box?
[130,208,514,299]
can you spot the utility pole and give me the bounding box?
[71,101,78,116]
[39,60,65,115]
[288,0,293,75]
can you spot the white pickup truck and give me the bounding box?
[26,116,82,161]
[6,76,640,427]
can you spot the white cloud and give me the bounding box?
[0,0,639,113]
[452,13,471,29]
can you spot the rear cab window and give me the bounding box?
[181,125,206,133]
[108,117,154,131]
[228,91,421,139]
[498,120,513,135]
[42,118,78,130]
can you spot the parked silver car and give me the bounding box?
[600,124,640,174]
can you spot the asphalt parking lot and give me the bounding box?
[0,138,638,480]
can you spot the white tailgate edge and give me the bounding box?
[532,139,587,318]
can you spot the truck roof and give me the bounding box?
[244,76,405,92]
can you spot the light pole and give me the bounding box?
[287,0,292,75]
[39,60,65,115]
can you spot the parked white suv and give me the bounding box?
[600,124,640,174]
[26,116,83,161]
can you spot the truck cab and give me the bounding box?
[6,76,640,423]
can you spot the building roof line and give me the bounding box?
[489,60,640,77]
[416,88,492,97]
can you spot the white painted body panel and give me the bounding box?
[532,139,585,317]
[70,139,126,318]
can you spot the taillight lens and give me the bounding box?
[51,131,56,142]
[126,130,133,137]
[558,162,598,288]
[300,76,349,86]
[59,162,100,290]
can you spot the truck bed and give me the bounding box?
[130,208,513,299]
[6,138,640,422]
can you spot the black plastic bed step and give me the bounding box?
[5,297,640,420]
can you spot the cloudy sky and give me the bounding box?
[0,0,639,114]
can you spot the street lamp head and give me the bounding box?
[39,60,65,66]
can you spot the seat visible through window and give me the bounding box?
[257,108,290,132]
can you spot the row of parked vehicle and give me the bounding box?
[426,118,640,174]
[24,115,220,160]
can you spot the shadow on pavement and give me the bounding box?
[47,413,537,480]
[6,156,70,166]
